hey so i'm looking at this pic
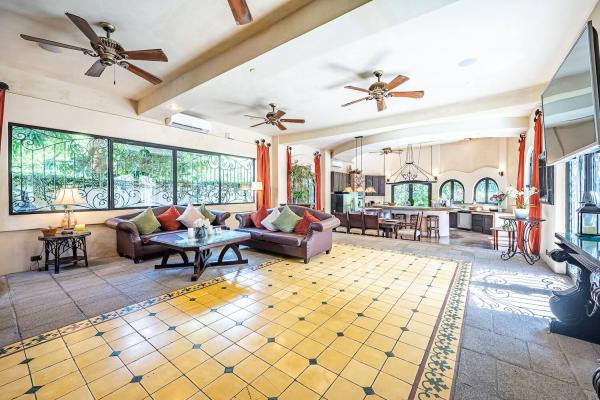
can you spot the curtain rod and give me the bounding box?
[7,91,260,146]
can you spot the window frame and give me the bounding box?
[438,179,465,203]
[473,177,499,204]
[8,122,256,215]
[391,181,432,207]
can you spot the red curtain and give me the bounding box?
[256,140,272,209]
[286,146,292,203]
[529,111,543,254]
[516,133,526,249]
[314,152,322,210]
[0,88,5,154]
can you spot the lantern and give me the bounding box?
[577,192,600,237]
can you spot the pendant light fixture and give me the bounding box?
[387,144,436,183]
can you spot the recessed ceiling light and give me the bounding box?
[38,43,61,53]
[458,57,477,67]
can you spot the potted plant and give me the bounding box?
[490,191,507,212]
[506,185,537,219]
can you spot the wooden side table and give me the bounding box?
[38,231,90,274]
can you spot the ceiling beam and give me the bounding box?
[278,84,545,145]
[137,0,372,119]
[331,116,529,158]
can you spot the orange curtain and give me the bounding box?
[314,152,322,210]
[529,111,543,254]
[286,146,292,203]
[516,133,526,249]
[263,142,271,208]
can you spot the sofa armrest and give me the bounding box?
[105,218,139,236]
[235,212,254,228]
[309,217,340,233]
[211,210,231,226]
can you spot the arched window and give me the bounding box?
[391,181,432,207]
[439,179,465,203]
[474,178,499,204]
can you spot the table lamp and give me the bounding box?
[251,181,263,208]
[54,188,83,230]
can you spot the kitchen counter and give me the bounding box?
[367,206,456,237]
[369,206,461,212]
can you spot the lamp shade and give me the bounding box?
[240,183,250,191]
[365,186,376,193]
[342,186,353,193]
[251,181,264,191]
[54,188,84,206]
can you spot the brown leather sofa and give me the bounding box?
[105,205,230,263]
[235,205,340,263]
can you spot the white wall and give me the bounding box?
[0,91,270,275]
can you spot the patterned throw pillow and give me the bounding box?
[156,206,182,231]
[129,207,161,235]
[199,204,216,223]
[294,210,320,235]
[261,208,281,231]
[251,207,268,228]
[177,203,203,228]
[272,206,302,233]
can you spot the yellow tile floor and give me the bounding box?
[0,244,470,400]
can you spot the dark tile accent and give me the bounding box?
[363,387,375,395]
[168,326,177,331]
[224,366,234,373]
[337,332,344,337]
[95,331,104,336]
[192,344,202,349]
[110,351,121,356]
[130,375,143,383]
[267,338,275,343]
[25,386,42,394]
[309,358,317,365]
[385,351,394,357]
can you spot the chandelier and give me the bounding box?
[388,144,435,183]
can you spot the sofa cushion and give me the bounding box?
[156,206,182,231]
[236,227,266,240]
[199,204,216,223]
[251,207,268,228]
[129,207,161,235]
[294,210,320,235]
[272,205,302,233]
[177,203,203,228]
[261,208,280,231]
[261,232,303,247]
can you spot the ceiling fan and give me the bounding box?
[341,70,424,112]
[20,12,168,85]
[369,147,403,156]
[227,0,253,25]
[245,103,305,131]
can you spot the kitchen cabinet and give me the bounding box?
[449,212,457,228]
[331,172,350,192]
[472,213,493,235]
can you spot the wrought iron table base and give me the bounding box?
[41,234,89,274]
[155,243,248,281]
[500,218,542,265]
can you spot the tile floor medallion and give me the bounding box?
[0,243,470,400]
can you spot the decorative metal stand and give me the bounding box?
[38,232,90,274]
[499,216,545,265]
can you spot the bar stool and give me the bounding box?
[409,214,419,226]
[393,212,407,223]
[426,215,440,239]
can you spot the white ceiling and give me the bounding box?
[0,0,289,99]
[1,0,598,154]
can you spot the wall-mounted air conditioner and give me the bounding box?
[332,160,344,168]
[165,113,211,134]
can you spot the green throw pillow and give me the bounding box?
[199,204,216,223]
[272,206,302,233]
[130,207,161,235]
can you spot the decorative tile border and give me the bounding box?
[0,257,283,358]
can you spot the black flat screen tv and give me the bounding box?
[542,21,600,165]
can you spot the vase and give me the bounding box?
[194,226,207,239]
[514,208,529,219]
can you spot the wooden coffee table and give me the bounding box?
[149,230,251,281]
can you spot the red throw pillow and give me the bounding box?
[251,207,268,228]
[157,206,182,231]
[294,210,320,235]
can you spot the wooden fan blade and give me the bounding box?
[280,118,305,123]
[119,49,168,62]
[388,91,424,98]
[85,60,106,77]
[20,34,90,52]
[341,97,369,107]
[250,122,267,128]
[244,115,265,119]
[384,74,409,91]
[227,0,253,25]
[65,13,100,45]
[275,121,287,131]
[120,62,162,84]
[273,110,286,119]
[377,98,387,112]
[344,85,369,93]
